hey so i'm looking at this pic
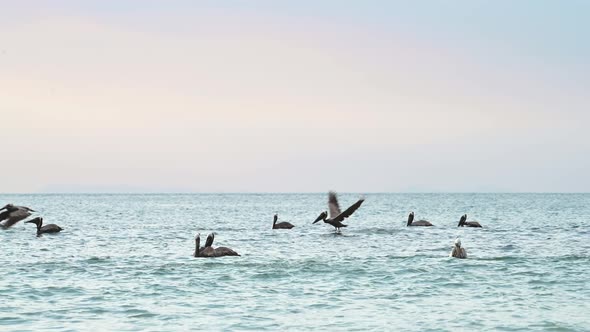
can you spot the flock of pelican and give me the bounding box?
[194,191,477,258]
[2,191,480,259]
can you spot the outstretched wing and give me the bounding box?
[19,206,35,212]
[333,198,364,223]
[2,209,32,228]
[328,191,341,219]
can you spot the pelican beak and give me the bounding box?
[313,212,325,224]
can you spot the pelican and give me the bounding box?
[406,212,433,226]
[0,204,35,229]
[272,214,294,229]
[194,233,239,258]
[450,238,467,259]
[25,217,63,236]
[313,191,364,231]
[458,214,482,228]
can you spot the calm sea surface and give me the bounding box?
[1,193,589,331]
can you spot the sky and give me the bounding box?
[1,0,589,193]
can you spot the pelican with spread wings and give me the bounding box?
[313,191,364,231]
[0,204,35,229]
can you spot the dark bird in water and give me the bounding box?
[0,204,35,229]
[25,217,63,236]
[194,233,240,258]
[458,214,482,228]
[406,212,433,226]
[272,214,294,229]
[450,238,467,259]
[313,191,364,231]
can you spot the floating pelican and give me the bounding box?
[313,191,364,231]
[25,217,63,236]
[0,204,35,229]
[194,233,239,258]
[272,214,294,229]
[458,214,482,228]
[450,238,467,259]
[406,212,433,226]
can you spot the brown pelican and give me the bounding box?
[0,204,35,229]
[406,212,433,226]
[450,238,467,259]
[458,214,482,228]
[313,191,364,231]
[272,214,294,229]
[25,217,63,236]
[194,233,239,258]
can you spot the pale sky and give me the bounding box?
[1,1,589,193]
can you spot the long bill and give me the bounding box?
[313,212,326,224]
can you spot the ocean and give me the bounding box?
[1,193,589,331]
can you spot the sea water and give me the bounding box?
[1,193,589,331]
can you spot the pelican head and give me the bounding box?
[313,211,328,224]
[205,233,214,247]
[194,233,201,257]
[407,212,415,226]
[25,217,43,227]
[0,204,14,211]
[455,238,462,248]
[273,214,278,223]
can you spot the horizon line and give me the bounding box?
[1,192,589,195]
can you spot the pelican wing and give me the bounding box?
[41,224,63,233]
[466,221,482,227]
[199,246,216,257]
[2,209,31,228]
[333,198,364,223]
[275,221,294,229]
[328,191,341,218]
[19,206,35,212]
[214,247,240,257]
[0,210,9,222]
